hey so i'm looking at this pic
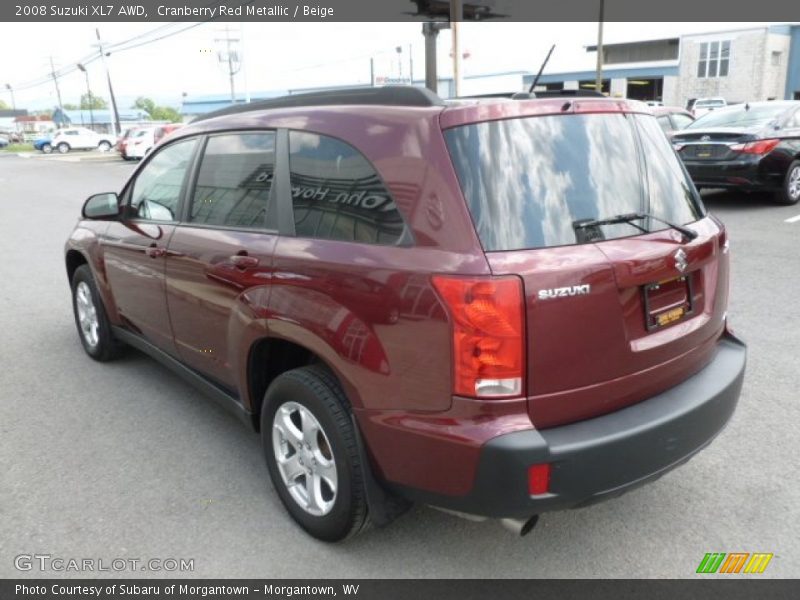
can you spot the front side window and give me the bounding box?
[444,112,701,251]
[130,138,197,222]
[288,131,406,244]
[189,132,275,229]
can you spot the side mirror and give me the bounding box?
[82,192,120,219]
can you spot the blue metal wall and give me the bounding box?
[786,26,800,100]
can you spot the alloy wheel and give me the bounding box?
[75,281,99,348]
[789,166,800,201]
[272,401,338,516]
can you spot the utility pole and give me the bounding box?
[215,25,241,104]
[76,63,94,130]
[4,83,15,111]
[595,0,605,93]
[409,44,414,82]
[422,22,449,93]
[95,28,121,137]
[4,83,16,133]
[450,0,463,97]
[49,56,64,113]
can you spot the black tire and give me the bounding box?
[70,264,123,362]
[41,143,53,154]
[261,365,369,542]
[57,142,70,154]
[776,160,800,205]
[98,141,112,152]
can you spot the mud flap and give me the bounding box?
[350,415,411,527]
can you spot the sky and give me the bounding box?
[0,21,789,111]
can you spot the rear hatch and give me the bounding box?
[444,104,729,428]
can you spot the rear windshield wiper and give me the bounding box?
[573,212,698,242]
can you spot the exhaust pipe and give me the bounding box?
[500,515,539,537]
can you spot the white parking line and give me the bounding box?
[785,214,800,224]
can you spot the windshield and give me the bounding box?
[688,104,788,129]
[444,112,702,251]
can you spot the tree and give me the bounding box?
[132,96,182,123]
[79,94,107,110]
[151,106,182,123]
[0,99,9,110]
[62,103,79,110]
[132,97,156,115]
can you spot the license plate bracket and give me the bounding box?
[642,275,694,331]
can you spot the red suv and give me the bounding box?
[65,87,746,541]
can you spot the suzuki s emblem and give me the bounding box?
[674,248,688,273]
[700,135,711,142]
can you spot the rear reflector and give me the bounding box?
[432,275,525,398]
[528,463,551,496]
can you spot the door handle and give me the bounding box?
[230,254,259,269]
[146,244,166,259]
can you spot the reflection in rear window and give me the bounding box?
[444,113,700,251]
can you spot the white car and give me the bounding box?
[50,127,116,154]
[125,127,157,159]
[688,97,727,118]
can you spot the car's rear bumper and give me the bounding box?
[683,158,781,190]
[391,333,746,518]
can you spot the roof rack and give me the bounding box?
[192,86,445,122]
[455,90,608,102]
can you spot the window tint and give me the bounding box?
[130,138,197,222]
[444,113,701,251]
[190,132,275,229]
[288,131,405,244]
[445,113,644,250]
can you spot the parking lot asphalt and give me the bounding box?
[0,154,798,578]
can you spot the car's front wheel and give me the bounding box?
[777,160,800,205]
[57,142,70,154]
[98,141,112,152]
[71,264,123,361]
[261,365,369,542]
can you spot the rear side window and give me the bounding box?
[288,131,406,244]
[190,132,275,229]
[671,113,694,130]
[444,113,701,251]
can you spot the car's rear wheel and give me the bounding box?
[777,160,800,205]
[98,141,112,152]
[57,142,70,154]
[71,265,123,361]
[261,365,369,542]
[41,143,53,154]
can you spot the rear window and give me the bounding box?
[444,113,701,251]
[688,104,788,129]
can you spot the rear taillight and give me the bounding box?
[432,275,525,398]
[730,139,780,155]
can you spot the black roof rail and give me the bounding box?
[531,89,606,98]
[192,86,445,122]
[455,90,608,102]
